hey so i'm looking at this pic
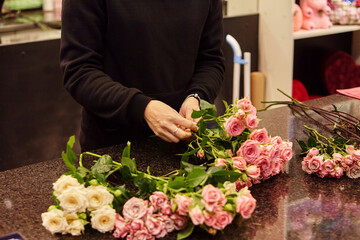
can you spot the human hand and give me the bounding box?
[144,100,198,143]
[179,96,200,123]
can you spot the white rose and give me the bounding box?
[64,212,78,224]
[86,185,114,211]
[57,186,88,213]
[223,181,236,195]
[41,209,68,234]
[65,220,85,236]
[53,175,81,197]
[347,165,360,179]
[91,205,116,233]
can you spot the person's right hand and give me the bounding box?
[144,100,198,143]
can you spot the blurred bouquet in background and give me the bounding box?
[329,0,360,25]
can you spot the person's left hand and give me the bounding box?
[179,96,200,124]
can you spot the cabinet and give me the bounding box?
[258,0,360,101]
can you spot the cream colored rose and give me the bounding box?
[223,181,236,195]
[41,209,68,234]
[57,186,88,213]
[86,185,114,211]
[91,205,116,233]
[64,212,78,224]
[65,220,85,236]
[53,175,81,197]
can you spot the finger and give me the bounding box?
[173,127,192,140]
[173,117,198,132]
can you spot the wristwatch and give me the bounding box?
[186,93,201,104]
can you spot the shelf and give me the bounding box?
[293,25,360,40]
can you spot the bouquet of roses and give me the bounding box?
[41,136,257,239]
[182,97,293,190]
[298,126,360,179]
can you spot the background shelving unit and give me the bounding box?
[258,0,360,101]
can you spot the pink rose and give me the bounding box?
[212,211,233,230]
[320,159,335,175]
[123,197,148,220]
[215,158,227,167]
[201,185,226,212]
[346,165,360,179]
[307,156,323,173]
[343,155,354,166]
[224,116,245,137]
[271,158,283,176]
[113,214,130,239]
[352,150,360,161]
[170,214,188,231]
[269,136,282,145]
[149,191,168,211]
[237,140,260,164]
[232,156,247,171]
[249,128,268,143]
[235,178,252,191]
[244,114,258,130]
[301,158,312,174]
[131,228,153,240]
[174,194,192,216]
[235,193,256,219]
[254,155,271,178]
[130,219,144,231]
[160,204,172,216]
[250,106,257,115]
[332,153,343,163]
[334,166,344,179]
[246,165,261,180]
[156,215,175,233]
[203,211,216,227]
[346,145,355,154]
[146,217,165,237]
[266,144,281,163]
[197,150,204,158]
[189,206,205,225]
[308,148,319,157]
[237,97,253,112]
[236,109,246,119]
[280,142,293,162]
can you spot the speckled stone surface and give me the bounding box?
[1,94,359,240]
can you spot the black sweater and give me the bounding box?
[60,0,225,151]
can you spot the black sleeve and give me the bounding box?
[185,0,225,103]
[60,0,152,126]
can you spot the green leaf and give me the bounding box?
[66,136,76,165]
[186,168,207,188]
[200,100,217,117]
[297,140,308,153]
[122,157,137,173]
[168,176,187,189]
[181,161,206,173]
[211,170,241,183]
[198,119,207,135]
[91,155,113,174]
[134,174,156,194]
[122,141,131,159]
[307,136,317,148]
[191,109,207,119]
[62,151,76,173]
[77,166,90,178]
[120,166,132,181]
[177,222,194,240]
[207,166,225,174]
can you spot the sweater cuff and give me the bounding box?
[128,93,153,126]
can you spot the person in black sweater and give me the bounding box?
[60,0,225,151]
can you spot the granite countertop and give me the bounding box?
[1,94,360,240]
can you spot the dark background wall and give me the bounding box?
[0,14,258,171]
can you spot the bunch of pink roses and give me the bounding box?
[299,126,360,179]
[215,128,293,190]
[301,145,360,179]
[113,192,188,239]
[113,184,257,239]
[186,97,293,190]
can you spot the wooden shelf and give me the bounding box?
[294,25,360,40]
